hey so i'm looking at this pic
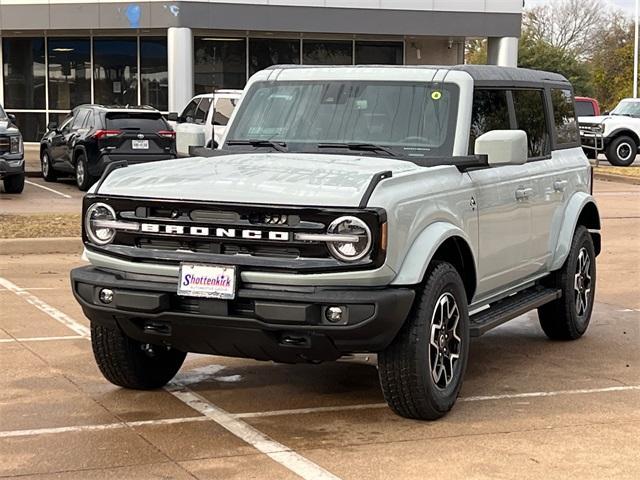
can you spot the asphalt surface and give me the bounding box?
[0,180,639,479]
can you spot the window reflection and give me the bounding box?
[48,38,91,110]
[7,112,46,142]
[3,38,46,109]
[93,38,138,106]
[249,39,300,76]
[194,38,246,93]
[141,37,168,111]
[303,40,352,65]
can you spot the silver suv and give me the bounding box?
[71,65,601,421]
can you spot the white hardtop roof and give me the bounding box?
[193,90,243,99]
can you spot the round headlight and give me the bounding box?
[327,216,372,262]
[85,202,117,245]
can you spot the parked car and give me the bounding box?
[40,105,177,191]
[168,90,242,156]
[0,105,24,194]
[71,65,600,421]
[579,98,640,166]
[575,96,600,117]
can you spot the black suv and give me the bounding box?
[40,105,177,190]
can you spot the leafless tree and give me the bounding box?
[524,0,606,58]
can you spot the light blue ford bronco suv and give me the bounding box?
[71,65,601,420]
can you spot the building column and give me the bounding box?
[167,27,194,113]
[487,37,519,67]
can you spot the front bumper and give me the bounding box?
[71,266,415,363]
[0,155,25,178]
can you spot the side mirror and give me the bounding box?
[7,113,16,124]
[211,139,219,149]
[167,112,178,122]
[47,120,59,131]
[603,111,610,116]
[475,130,528,167]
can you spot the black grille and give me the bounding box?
[0,136,10,154]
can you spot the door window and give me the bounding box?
[213,97,238,126]
[195,98,212,124]
[180,99,200,123]
[551,89,580,146]
[71,110,90,130]
[512,90,550,159]
[469,89,510,154]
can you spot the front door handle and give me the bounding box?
[515,187,534,200]
[554,180,568,192]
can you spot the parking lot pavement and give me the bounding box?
[0,180,638,479]
[0,177,83,215]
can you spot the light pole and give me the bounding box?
[635,0,639,98]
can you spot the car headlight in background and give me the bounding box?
[10,135,22,154]
[326,216,372,262]
[85,203,117,245]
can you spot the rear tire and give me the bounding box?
[605,136,637,167]
[3,173,25,194]
[538,226,596,340]
[91,324,186,390]
[41,150,58,182]
[75,153,96,191]
[378,262,470,420]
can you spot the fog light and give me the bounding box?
[99,288,114,304]
[325,306,344,323]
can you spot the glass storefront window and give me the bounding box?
[93,37,138,106]
[302,40,352,65]
[194,38,246,93]
[48,37,91,110]
[7,112,46,142]
[3,38,46,109]
[355,41,403,65]
[141,37,168,111]
[249,38,300,76]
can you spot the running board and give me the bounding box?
[470,287,562,337]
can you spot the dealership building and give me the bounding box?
[0,0,523,141]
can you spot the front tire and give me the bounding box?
[605,135,637,167]
[41,150,58,182]
[91,324,186,390]
[538,226,596,340]
[3,173,25,194]
[378,262,470,420]
[75,153,96,191]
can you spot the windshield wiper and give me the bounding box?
[317,142,396,157]
[226,139,288,152]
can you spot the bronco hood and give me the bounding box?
[96,153,419,207]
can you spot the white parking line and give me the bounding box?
[0,416,210,439]
[0,287,58,292]
[0,277,90,337]
[166,383,341,480]
[25,180,73,199]
[0,335,85,344]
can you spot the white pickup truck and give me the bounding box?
[169,90,242,156]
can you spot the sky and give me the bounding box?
[525,0,637,15]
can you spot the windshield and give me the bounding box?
[0,104,7,120]
[611,101,640,118]
[225,81,459,158]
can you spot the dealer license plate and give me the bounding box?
[177,264,236,299]
[132,139,149,149]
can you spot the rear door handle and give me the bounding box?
[515,187,534,200]
[554,180,568,192]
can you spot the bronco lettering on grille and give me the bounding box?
[140,223,290,241]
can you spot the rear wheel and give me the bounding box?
[605,136,637,167]
[91,324,186,390]
[378,262,470,420]
[41,150,58,182]
[75,153,96,191]
[3,173,25,194]
[538,226,596,340]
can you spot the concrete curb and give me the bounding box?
[594,172,640,186]
[0,237,83,255]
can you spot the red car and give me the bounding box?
[575,96,601,117]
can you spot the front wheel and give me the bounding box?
[3,173,25,194]
[538,226,596,340]
[378,262,470,420]
[91,324,186,390]
[605,136,637,167]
